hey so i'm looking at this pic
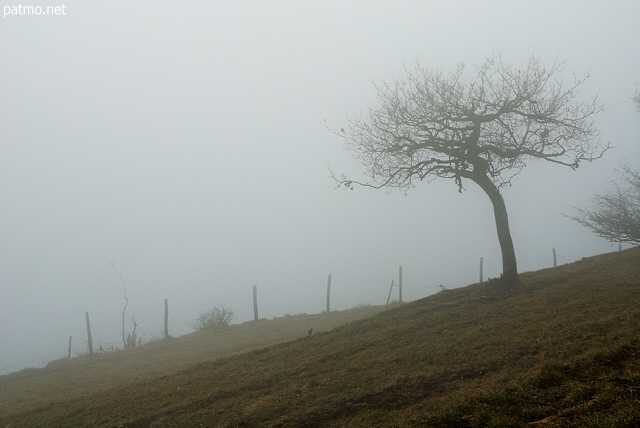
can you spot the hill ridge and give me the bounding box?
[1,247,639,427]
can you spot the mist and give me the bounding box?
[1,1,638,375]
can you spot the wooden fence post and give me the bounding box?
[68,336,72,359]
[164,299,169,338]
[253,285,259,321]
[85,312,93,356]
[552,248,557,267]
[326,275,331,313]
[386,280,395,305]
[479,257,484,282]
[399,265,403,303]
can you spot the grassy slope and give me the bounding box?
[1,247,639,427]
[0,305,390,416]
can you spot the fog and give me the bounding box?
[1,1,638,375]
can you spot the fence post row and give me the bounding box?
[85,312,93,356]
[70,251,583,361]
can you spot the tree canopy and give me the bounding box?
[333,55,608,284]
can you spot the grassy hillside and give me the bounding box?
[0,304,390,416]
[1,247,639,427]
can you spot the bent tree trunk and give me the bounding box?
[472,173,519,284]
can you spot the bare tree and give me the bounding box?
[566,165,640,245]
[332,55,607,284]
[566,88,640,245]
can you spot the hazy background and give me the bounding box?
[1,1,638,375]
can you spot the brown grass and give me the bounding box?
[0,304,390,417]
[1,247,639,427]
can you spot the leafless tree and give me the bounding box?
[331,55,608,284]
[566,87,640,246]
[566,165,640,245]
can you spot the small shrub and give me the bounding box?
[124,331,142,348]
[190,304,234,331]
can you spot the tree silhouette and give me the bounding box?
[566,165,640,245]
[567,89,640,245]
[332,55,608,284]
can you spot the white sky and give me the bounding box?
[1,1,639,374]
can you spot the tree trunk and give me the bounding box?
[472,173,519,284]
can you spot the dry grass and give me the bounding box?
[1,247,639,427]
[0,304,390,417]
